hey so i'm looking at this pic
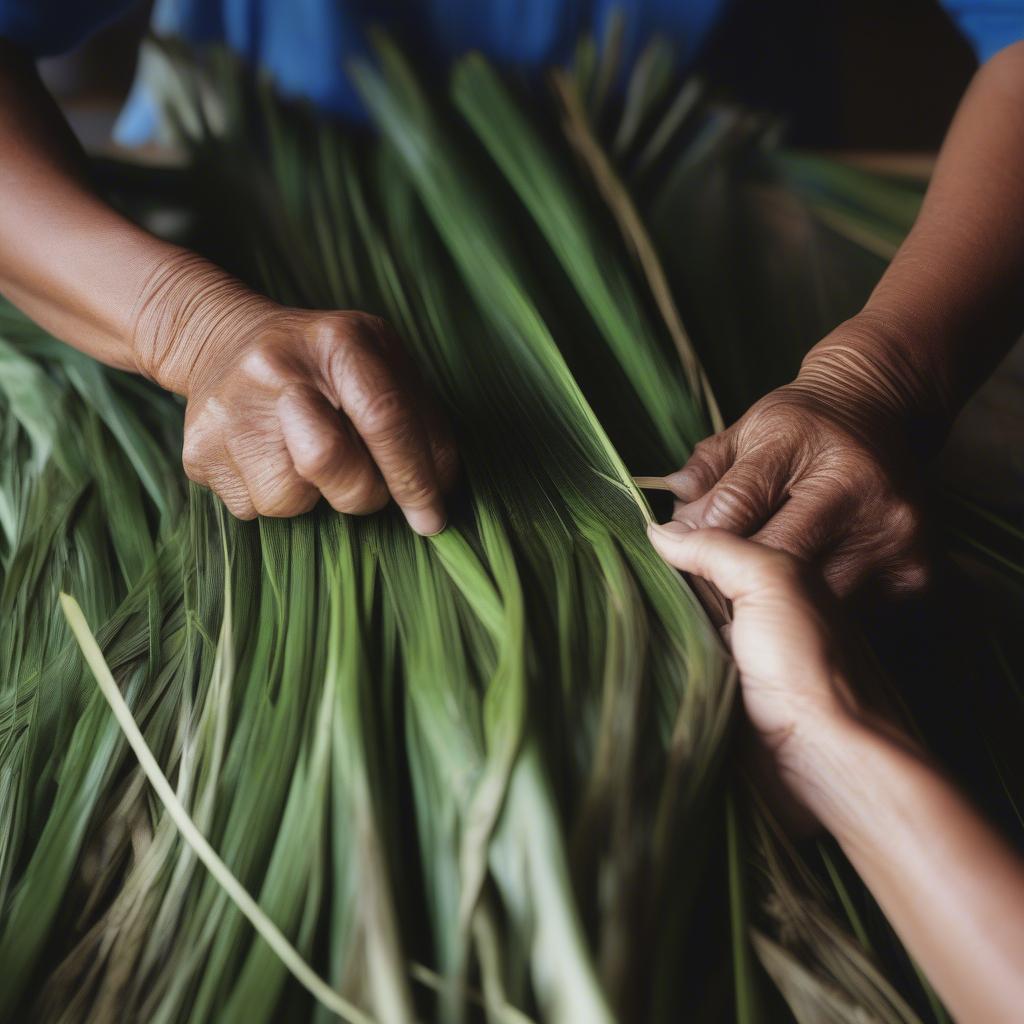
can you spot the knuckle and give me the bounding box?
[225,428,276,466]
[221,494,257,521]
[394,476,436,509]
[351,491,389,515]
[253,488,317,519]
[314,316,352,351]
[201,395,232,425]
[884,549,931,595]
[692,435,726,463]
[278,380,313,406]
[350,311,396,348]
[320,312,394,350]
[822,553,860,598]
[353,312,393,340]
[679,460,714,490]
[358,388,409,440]
[249,497,273,518]
[247,486,276,517]
[895,559,931,594]
[181,436,206,481]
[332,473,388,515]
[244,456,316,517]
[704,482,761,530]
[885,498,921,539]
[238,345,290,385]
[344,469,380,506]
[292,435,339,481]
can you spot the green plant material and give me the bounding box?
[726,793,761,1024]
[59,591,375,1024]
[452,55,717,450]
[613,35,677,157]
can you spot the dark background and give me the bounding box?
[699,0,977,148]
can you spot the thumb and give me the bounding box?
[648,524,792,603]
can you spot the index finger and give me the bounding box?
[334,343,446,536]
[751,490,848,563]
[374,326,459,493]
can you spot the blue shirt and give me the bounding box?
[944,0,1024,60]
[0,0,723,140]
[1,0,1022,141]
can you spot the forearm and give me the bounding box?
[789,715,1024,1024]
[0,43,455,527]
[801,42,1024,450]
[0,42,271,393]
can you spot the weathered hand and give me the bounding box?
[666,334,930,598]
[133,255,456,531]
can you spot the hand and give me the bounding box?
[651,525,1024,1024]
[666,321,931,598]
[647,523,860,809]
[133,255,456,532]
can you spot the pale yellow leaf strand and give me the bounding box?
[58,592,377,1024]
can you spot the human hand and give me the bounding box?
[651,523,1024,1024]
[133,256,456,531]
[647,523,861,810]
[666,319,931,598]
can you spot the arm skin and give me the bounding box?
[669,41,1024,597]
[797,721,1024,1024]
[804,38,1024,444]
[649,523,1024,1024]
[0,41,456,532]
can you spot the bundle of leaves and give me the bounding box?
[1,32,1019,1024]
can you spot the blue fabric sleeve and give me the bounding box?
[0,0,136,56]
[942,1,1024,61]
[116,0,726,143]
[421,0,722,78]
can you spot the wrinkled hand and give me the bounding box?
[648,524,861,809]
[133,255,456,531]
[666,350,929,597]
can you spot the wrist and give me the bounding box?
[129,246,279,396]
[775,702,861,804]
[778,701,922,835]
[795,309,954,458]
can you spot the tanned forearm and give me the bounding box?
[789,715,1024,1024]
[0,40,260,388]
[801,41,1024,451]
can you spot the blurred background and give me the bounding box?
[42,0,978,154]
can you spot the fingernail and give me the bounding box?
[406,506,447,537]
